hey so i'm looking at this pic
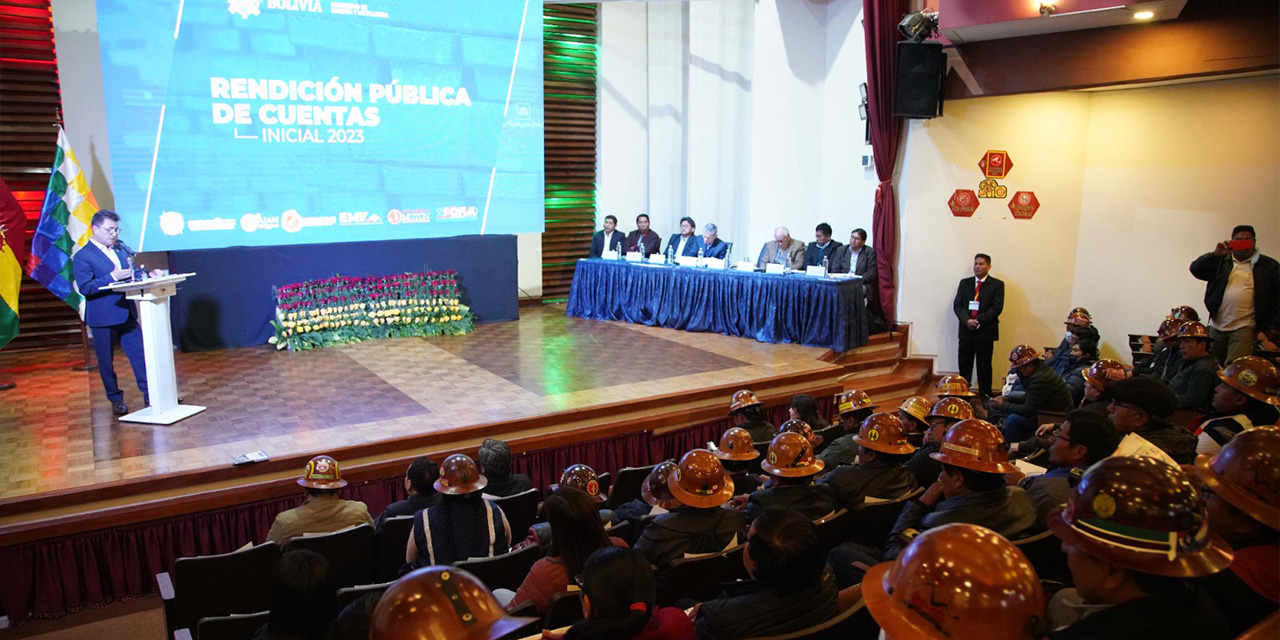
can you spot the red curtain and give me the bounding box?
[0,397,833,623]
[863,0,908,325]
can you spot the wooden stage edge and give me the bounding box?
[0,326,931,548]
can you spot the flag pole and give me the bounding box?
[72,322,95,371]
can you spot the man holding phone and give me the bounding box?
[1189,225,1280,364]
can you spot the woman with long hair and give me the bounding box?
[558,547,694,640]
[789,394,828,430]
[506,487,622,614]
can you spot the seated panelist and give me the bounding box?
[589,214,626,258]
[804,222,843,267]
[666,216,700,258]
[624,213,661,257]
[694,223,729,260]
[756,226,806,270]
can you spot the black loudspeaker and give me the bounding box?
[893,41,945,119]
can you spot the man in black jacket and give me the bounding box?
[476,438,533,497]
[635,449,746,569]
[818,413,918,511]
[588,214,626,258]
[1168,322,1220,412]
[952,253,1004,397]
[1189,224,1280,364]
[693,507,839,640]
[374,457,440,532]
[803,222,842,268]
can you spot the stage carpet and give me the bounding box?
[0,305,839,500]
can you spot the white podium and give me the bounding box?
[103,273,206,425]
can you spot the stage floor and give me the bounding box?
[0,305,838,500]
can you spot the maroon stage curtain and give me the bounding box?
[0,396,833,623]
[863,0,908,325]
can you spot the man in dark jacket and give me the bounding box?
[727,390,775,443]
[818,413,918,511]
[374,457,440,532]
[588,214,626,258]
[739,433,838,522]
[1189,225,1280,364]
[635,450,746,569]
[803,222,842,268]
[817,388,878,467]
[694,507,839,640]
[991,345,1075,442]
[476,439,533,498]
[952,253,1004,397]
[1191,356,1280,455]
[1168,321,1220,412]
[623,213,661,257]
[1105,377,1198,465]
[1012,410,1120,530]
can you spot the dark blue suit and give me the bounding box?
[804,241,843,267]
[666,233,701,258]
[73,242,148,404]
[693,237,729,260]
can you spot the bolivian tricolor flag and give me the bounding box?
[0,179,24,349]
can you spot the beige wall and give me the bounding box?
[897,75,1280,371]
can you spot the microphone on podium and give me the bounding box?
[114,239,137,257]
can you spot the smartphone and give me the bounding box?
[1225,239,1255,251]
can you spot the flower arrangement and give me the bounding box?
[269,271,475,351]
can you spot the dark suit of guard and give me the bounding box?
[804,240,843,268]
[952,275,1005,396]
[73,240,149,408]
[589,229,625,258]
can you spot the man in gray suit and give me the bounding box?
[756,226,806,270]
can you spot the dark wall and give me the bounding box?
[169,235,518,351]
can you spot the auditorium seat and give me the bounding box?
[374,516,414,582]
[813,425,841,454]
[335,580,395,611]
[193,611,270,640]
[492,488,540,539]
[656,544,749,606]
[454,544,541,592]
[157,541,280,640]
[284,523,375,588]
[745,599,877,640]
[505,602,542,638]
[1035,410,1067,429]
[605,519,632,544]
[1012,529,1070,586]
[845,488,922,547]
[606,464,657,509]
[813,509,852,552]
[596,471,612,497]
[543,591,585,629]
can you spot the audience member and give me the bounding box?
[1013,410,1120,529]
[788,394,828,430]
[589,215,626,258]
[1045,457,1233,640]
[694,223,728,260]
[741,432,837,522]
[778,418,824,451]
[953,253,1005,397]
[817,412,918,510]
[252,549,336,640]
[552,463,609,504]
[610,461,681,530]
[406,454,511,567]
[863,523,1046,640]
[635,449,746,569]
[711,427,764,495]
[625,213,661,257]
[881,419,1034,560]
[1077,358,1130,414]
[896,395,932,436]
[727,390,775,442]
[1143,317,1185,381]
[904,397,973,489]
[934,373,987,419]
[1191,426,1280,635]
[370,567,534,640]
[1062,337,1100,405]
[559,547,695,640]
[667,216,699,258]
[804,222,842,268]
[328,592,380,640]
[374,457,440,531]
[1170,305,1201,322]
[1105,377,1198,465]
[1191,356,1280,455]
[817,389,878,467]
[507,488,624,614]
[267,455,373,546]
[1046,310,1099,377]
[693,507,839,640]
[1189,224,1280,364]
[477,438,533,498]
[1169,321,1220,412]
[755,226,805,271]
[991,345,1074,442]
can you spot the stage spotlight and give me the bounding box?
[897,8,939,43]
[1132,10,1155,19]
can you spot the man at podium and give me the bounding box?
[72,209,148,415]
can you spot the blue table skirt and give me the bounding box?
[565,259,869,352]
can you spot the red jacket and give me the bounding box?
[507,537,628,614]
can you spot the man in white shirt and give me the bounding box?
[1189,225,1280,364]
